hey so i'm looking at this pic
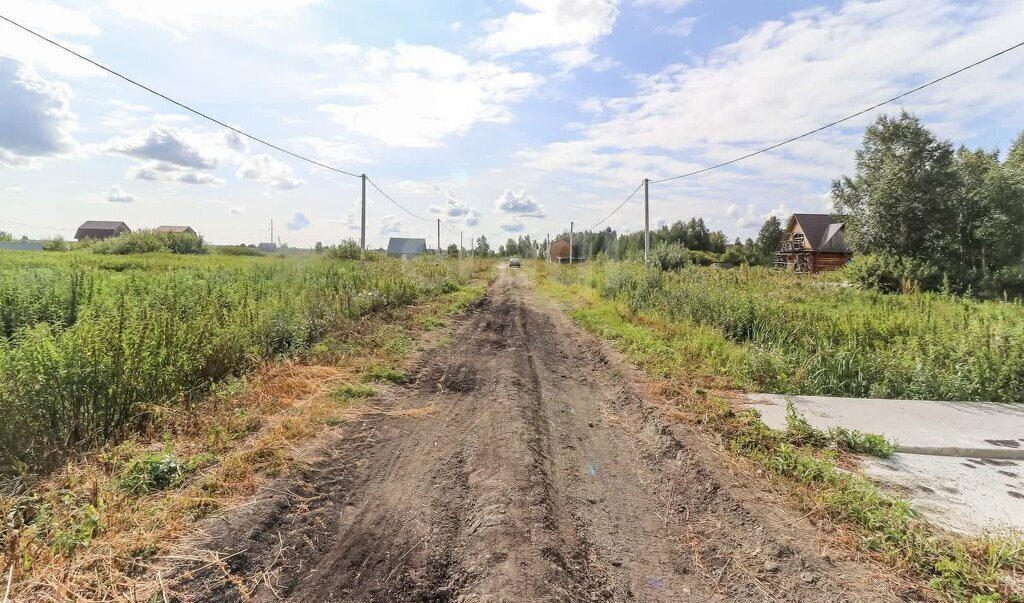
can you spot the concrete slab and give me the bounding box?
[743,393,1024,535]
[862,453,1024,536]
[744,393,1024,458]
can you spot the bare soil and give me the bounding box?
[167,269,905,602]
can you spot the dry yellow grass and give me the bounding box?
[0,280,487,602]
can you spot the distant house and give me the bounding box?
[386,237,427,259]
[774,214,853,274]
[257,242,278,252]
[75,221,131,241]
[155,225,197,236]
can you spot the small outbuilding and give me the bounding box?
[257,242,279,252]
[75,221,131,241]
[774,214,853,273]
[155,225,197,235]
[549,239,571,263]
[386,237,427,259]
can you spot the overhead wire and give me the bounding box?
[649,40,1024,184]
[586,181,645,230]
[0,14,363,180]
[365,177,431,222]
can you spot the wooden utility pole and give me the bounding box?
[569,222,574,266]
[360,174,367,251]
[437,219,441,257]
[643,178,650,266]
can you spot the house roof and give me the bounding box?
[790,214,850,252]
[155,225,194,233]
[78,221,129,231]
[386,237,427,256]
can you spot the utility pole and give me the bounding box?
[471,237,474,259]
[360,174,366,251]
[437,218,441,257]
[569,221,574,266]
[270,220,274,245]
[460,231,463,260]
[643,178,650,267]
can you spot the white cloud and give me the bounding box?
[379,215,402,235]
[633,0,694,12]
[107,0,322,37]
[237,154,304,190]
[107,125,218,169]
[0,1,102,78]
[480,0,619,70]
[0,57,77,167]
[657,16,700,37]
[494,189,545,217]
[522,0,1024,213]
[106,185,135,203]
[229,205,245,215]
[287,211,310,231]
[128,161,224,186]
[317,42,540,147]
[450,21,463,32]
[430,190,470,218]
[501,220,525,232]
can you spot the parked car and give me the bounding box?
[509,257,521,268]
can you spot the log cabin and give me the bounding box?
[773,214,853,274]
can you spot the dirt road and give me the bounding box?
[171,269,900,602]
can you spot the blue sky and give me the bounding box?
[1,0,1023,247]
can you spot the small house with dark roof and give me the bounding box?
[774,214,853,273]
[386,237,427,259]
[155,225,197,235]
[75,221,131,241]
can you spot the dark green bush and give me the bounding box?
[651,242,689,271]
[847,253,942,293]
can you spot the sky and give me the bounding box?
[1,0,1023,248]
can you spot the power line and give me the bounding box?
[0,14,362,180]
[365,177,431,222]
[650,40,1024,184]
[587,181,645,230]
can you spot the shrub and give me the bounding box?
[847,253,942,293]
[981,264,1024,300]
[91,230,207,255]
[215,245,263,256]
[116,451,184,494]
[42,236,70,252]
[651,242,689,271]
[324,240,363,261]
[162,232,207,255]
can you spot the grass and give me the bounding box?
[530,261,1023,601]
[333,383,376,403]
[0,258,493,601]
[542,260,1024,403]
[0,250,482,474]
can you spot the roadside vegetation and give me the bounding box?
[545,261,1024,403]
[532,261,1022,601]
[0,248,491,599]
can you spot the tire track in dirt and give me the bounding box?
[168,269,901,602]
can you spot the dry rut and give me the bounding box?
[169,270,900,602]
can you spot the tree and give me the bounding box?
[0,231,12,242]
[755,216,784,258]
[832,111,959,265]
[314,241,323,253]
[474,235,491,257]
[446,243,459,257]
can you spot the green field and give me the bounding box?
[539,261,1024,403]
[0,250,471,474]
